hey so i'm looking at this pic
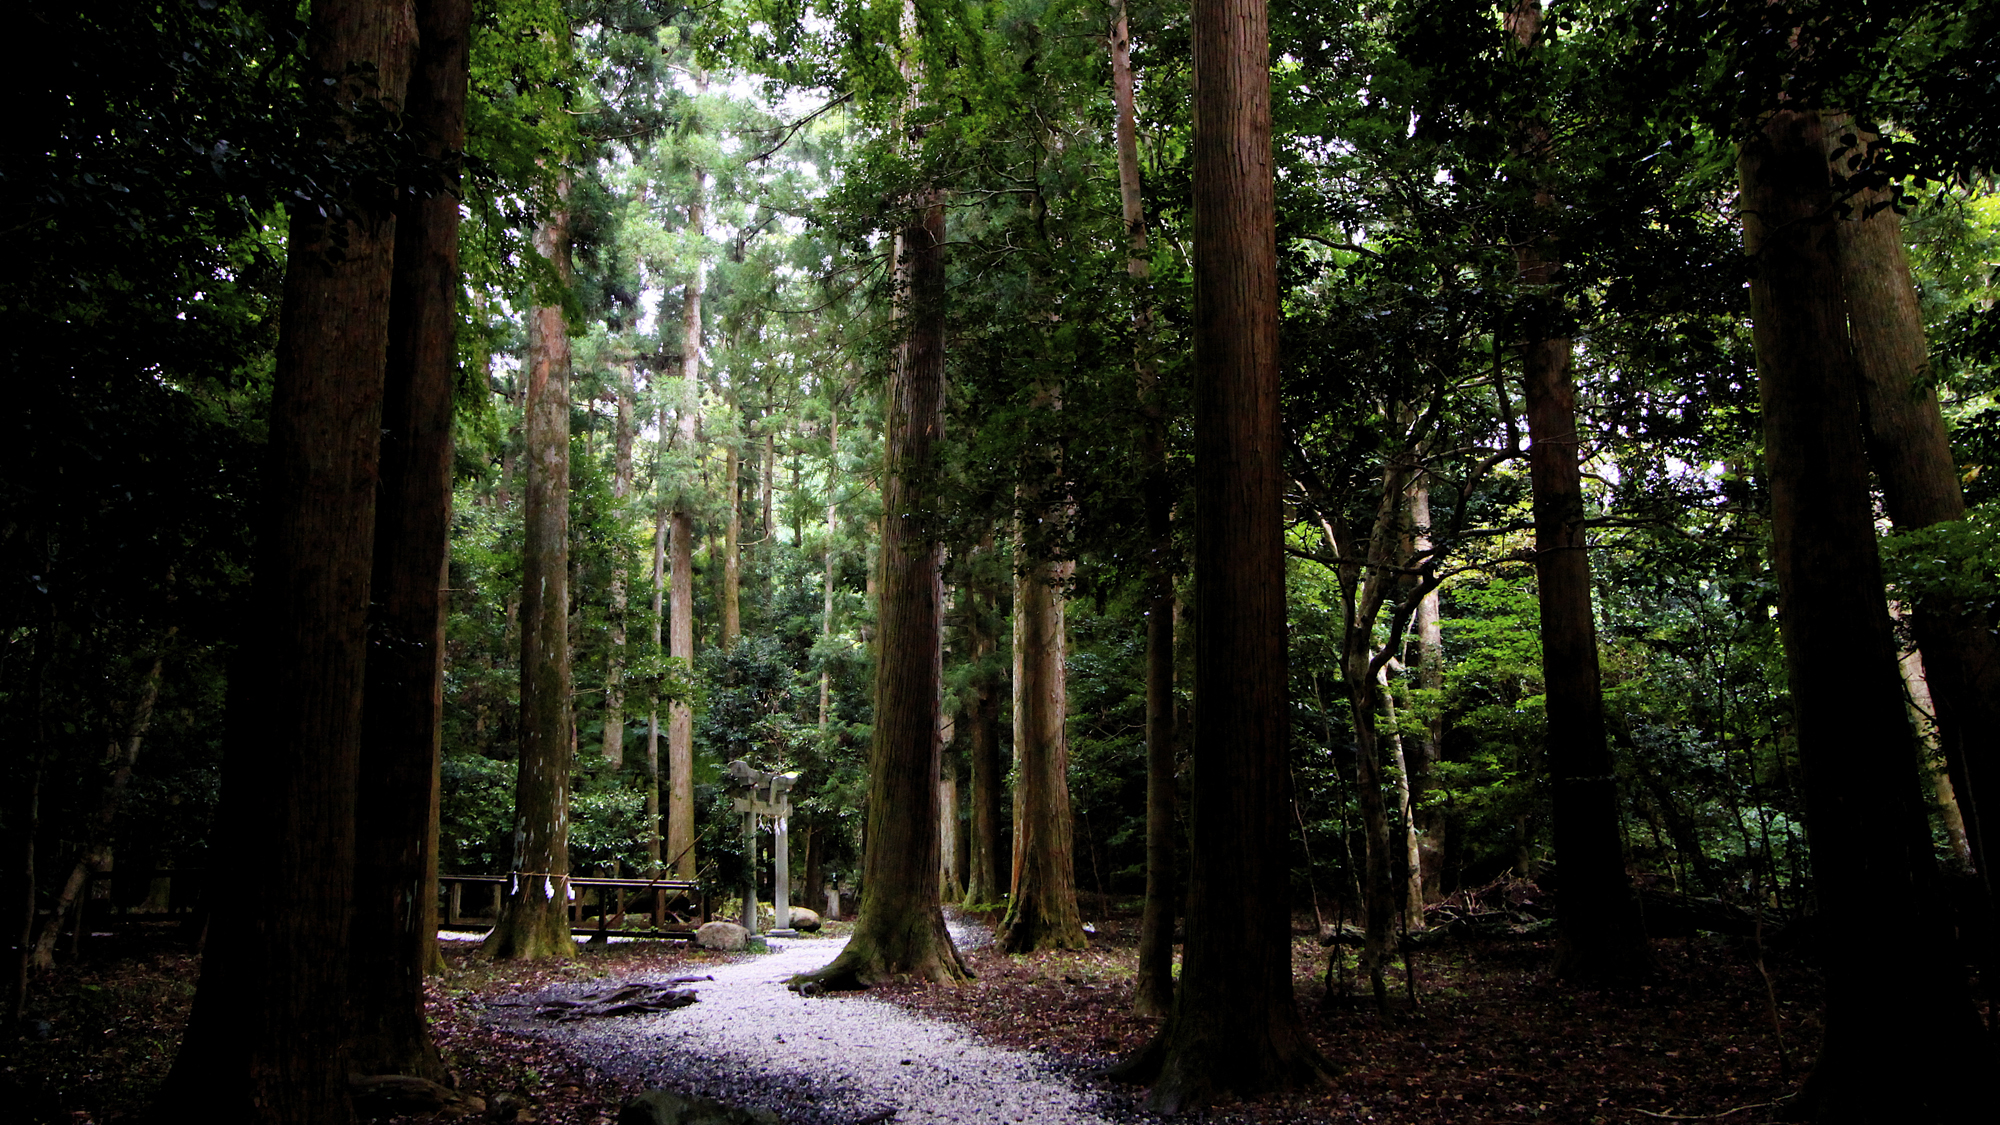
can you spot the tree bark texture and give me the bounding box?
[1505,0,1647,984]
[1739,107,1994,1122]
[483,184,576,962]
[1900,645,1974,865]
[1001,544,1087,953]
[1114,0,1328,1103]
[795,197,966,988]
[1826,118,2000,901]
[158,4,414,1118]
[348,0,467,1073]
[1378,669,1423,934]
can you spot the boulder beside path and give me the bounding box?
[695,921,750,951]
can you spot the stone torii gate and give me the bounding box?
[725,759,798,935]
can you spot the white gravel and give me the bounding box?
[489,922,1138,1125]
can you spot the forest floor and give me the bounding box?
[3,904,1847,1125]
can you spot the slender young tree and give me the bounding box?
[1112,0,1178,1018]
[1738,105,1993,1122]
[723,441,742,648]
[158,1,413,1117]
[960,535,1007,907]
[483,180,578,962]
[1111,0,1329,1102]
[602,359,637,769]
[31,640,172,970]
[349,0,470,1074]
[1504,0,1647,983]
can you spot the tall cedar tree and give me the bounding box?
[1738,107,1993,1122]
[156,0,413,1119]
[1506,0,1647,983]
[1112,0,1179,1018]
[1110,0,1331,1103]
[667,190,704,880]
[348,0,470,1076]
[1826,118,2000,925]
[602,359,637,769]
[793,194,967,987]
[1000,528,1087,952]
[483,182,578,961]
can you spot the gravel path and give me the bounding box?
[489,923,1137,1125]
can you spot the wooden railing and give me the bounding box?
[438,873,707,940]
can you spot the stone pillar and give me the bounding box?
[741,806,757,932]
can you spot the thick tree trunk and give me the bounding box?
[794,196,965,989]
[1827,118,2000,900]
[32,642,171,970]
[962,538,1006,906]
[1001,539,1087,953]
[1113,0,1178,1018]
[158,4,413,1118]
[1505,0,1647,985]
[1112,0,1328,1101]
[347,0,466,1070]
[602,362,636,769]
[1739,107,1993,1121]
[483,183,577,962]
